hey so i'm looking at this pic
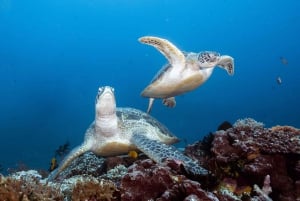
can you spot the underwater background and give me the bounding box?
[0,0,299,173]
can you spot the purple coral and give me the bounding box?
[192,118,300,200]
[120,159,217,201]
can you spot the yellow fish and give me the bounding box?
[49,157,58,172]
[128,150,138,159]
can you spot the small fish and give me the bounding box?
[49,157,58,172]
[280,56,288,65]
[276,76,282,85]
[128,150,138,159]
[55,141,70,157]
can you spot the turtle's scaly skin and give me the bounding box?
[139,36,234,113]
[131,133,209,176]
[48,86,208,180]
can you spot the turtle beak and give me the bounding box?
[95,86,116,116]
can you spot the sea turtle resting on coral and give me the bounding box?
[139,36,234,113]
[48,86,208,180]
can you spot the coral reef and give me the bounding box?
[72,179,118,201]
[0,170,63,201]
[188,118,300,200]
[100,165,128,183]
[120,159,217,201]
[1,118,300,201]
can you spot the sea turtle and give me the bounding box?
[48,86,208,180]
[139,36,234,113]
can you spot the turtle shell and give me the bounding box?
[150,63,172,84]
[116,107,178,140]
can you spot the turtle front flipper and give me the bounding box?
[139,36,186,67]
[47,144,90,181]
[131,132,209,176]
[217,55,234,75]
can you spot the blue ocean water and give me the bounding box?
[0,0,299,172]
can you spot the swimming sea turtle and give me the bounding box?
[48,86,208,180]
[139,36,234,113]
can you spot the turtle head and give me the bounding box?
[95,86,116,118]
[217,55,234,75]
[197,51,220,68]
[197,51,234,75]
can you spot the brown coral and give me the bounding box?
[71,179,118,201]
[0,174,63,201]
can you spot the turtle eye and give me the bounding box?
[98,87,104,94]
[96,87,104,103]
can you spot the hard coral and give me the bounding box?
[209,118,300,200]
[186,118,300,200]
[157,178,219,201]
[211,118,300,165]
[120,159,218,201]
[120,159,174,201]
[0,171,63,201]
[71,179,118,201]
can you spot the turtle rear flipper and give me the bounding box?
[131,132,209,176]
[47,144,90,181]
[162,97,176,108]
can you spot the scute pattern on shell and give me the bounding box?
[116,107,175,138]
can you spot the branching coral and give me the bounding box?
[252,175,272,201]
